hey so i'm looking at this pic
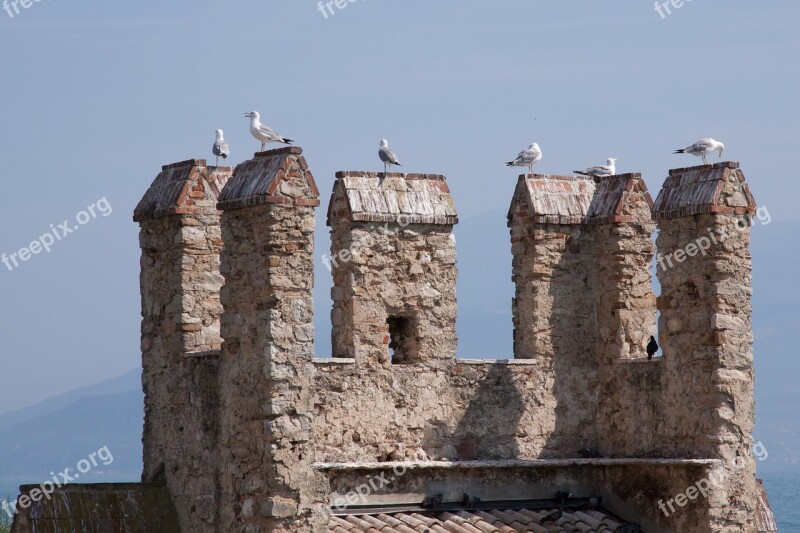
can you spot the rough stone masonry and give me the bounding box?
[2,154,764,532]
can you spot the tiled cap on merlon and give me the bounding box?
[216,147,320,210]
[327,172,458,226]
[507,173,653,226]
[653,161,756,220]
[133,159,232,222]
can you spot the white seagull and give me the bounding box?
[673,138,725,165]
[574,158,617,178]
[506,143,542,174]
[378,139,402,175]
[244,111,293,152]
[212,129,229,166]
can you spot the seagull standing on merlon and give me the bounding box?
[506,143,542,174]
[245,111,293,152]
[379,139,402,176]
[673,138,725,165]
[212,129,229,167]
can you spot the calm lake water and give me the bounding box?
[759,463,800,531]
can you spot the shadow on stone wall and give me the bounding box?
[449,364,524,460]
[543,228,599,458]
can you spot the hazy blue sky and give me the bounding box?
[1,1,798,413]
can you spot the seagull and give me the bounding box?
[647,335,659,360]
[673,138,725,165]
[378,139,402,175]
[506,143,542,174]
[574,158,617,178]
[212,129,229,166]
[244,111,293,152]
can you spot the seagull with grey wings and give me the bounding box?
[212,129,229,166]
[673,138,725,165]
[506,142,542,174]
[574,157,616,178]
[244,111,293,152]
[378,139,402,175]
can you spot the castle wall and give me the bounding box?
[134,160,230,532]
[130,156,763,532]
[313,360,579,464]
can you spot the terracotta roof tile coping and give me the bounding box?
[517,173,641,181]
[161,159,206,171]
[336,171,447,181]
[314,458,721,471]
[669,160,739,175]
[254,146,303,157]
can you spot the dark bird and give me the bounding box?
[540,510,563,523]
[554,491,572,505]
[647,335,659,360]
[421,494,443,508]
[462,493,481,508]
[578,447,602,458]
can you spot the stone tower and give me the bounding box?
[507,172,657,455]
[133,159,232,531]
[214,147,322,532]
[652,161,758,531]
[327,171,458,365]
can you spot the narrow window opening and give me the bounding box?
[649,229,663,359]
[387,315,419,364]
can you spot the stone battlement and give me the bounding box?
[128,152,763,533]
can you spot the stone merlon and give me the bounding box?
[507,172,654,226]
[328,171,458,225]
[216,146,319,210]
[653,161,756,220]
[133,158,232,222]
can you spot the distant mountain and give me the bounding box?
[0,369,141,431]
[0,371,143,500]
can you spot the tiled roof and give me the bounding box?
[327,171,458,225]
[652,161,756,220]
[329,507,628,533]
[507,173,652,226]
[216,146,319,210]
[133,159,231,221]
